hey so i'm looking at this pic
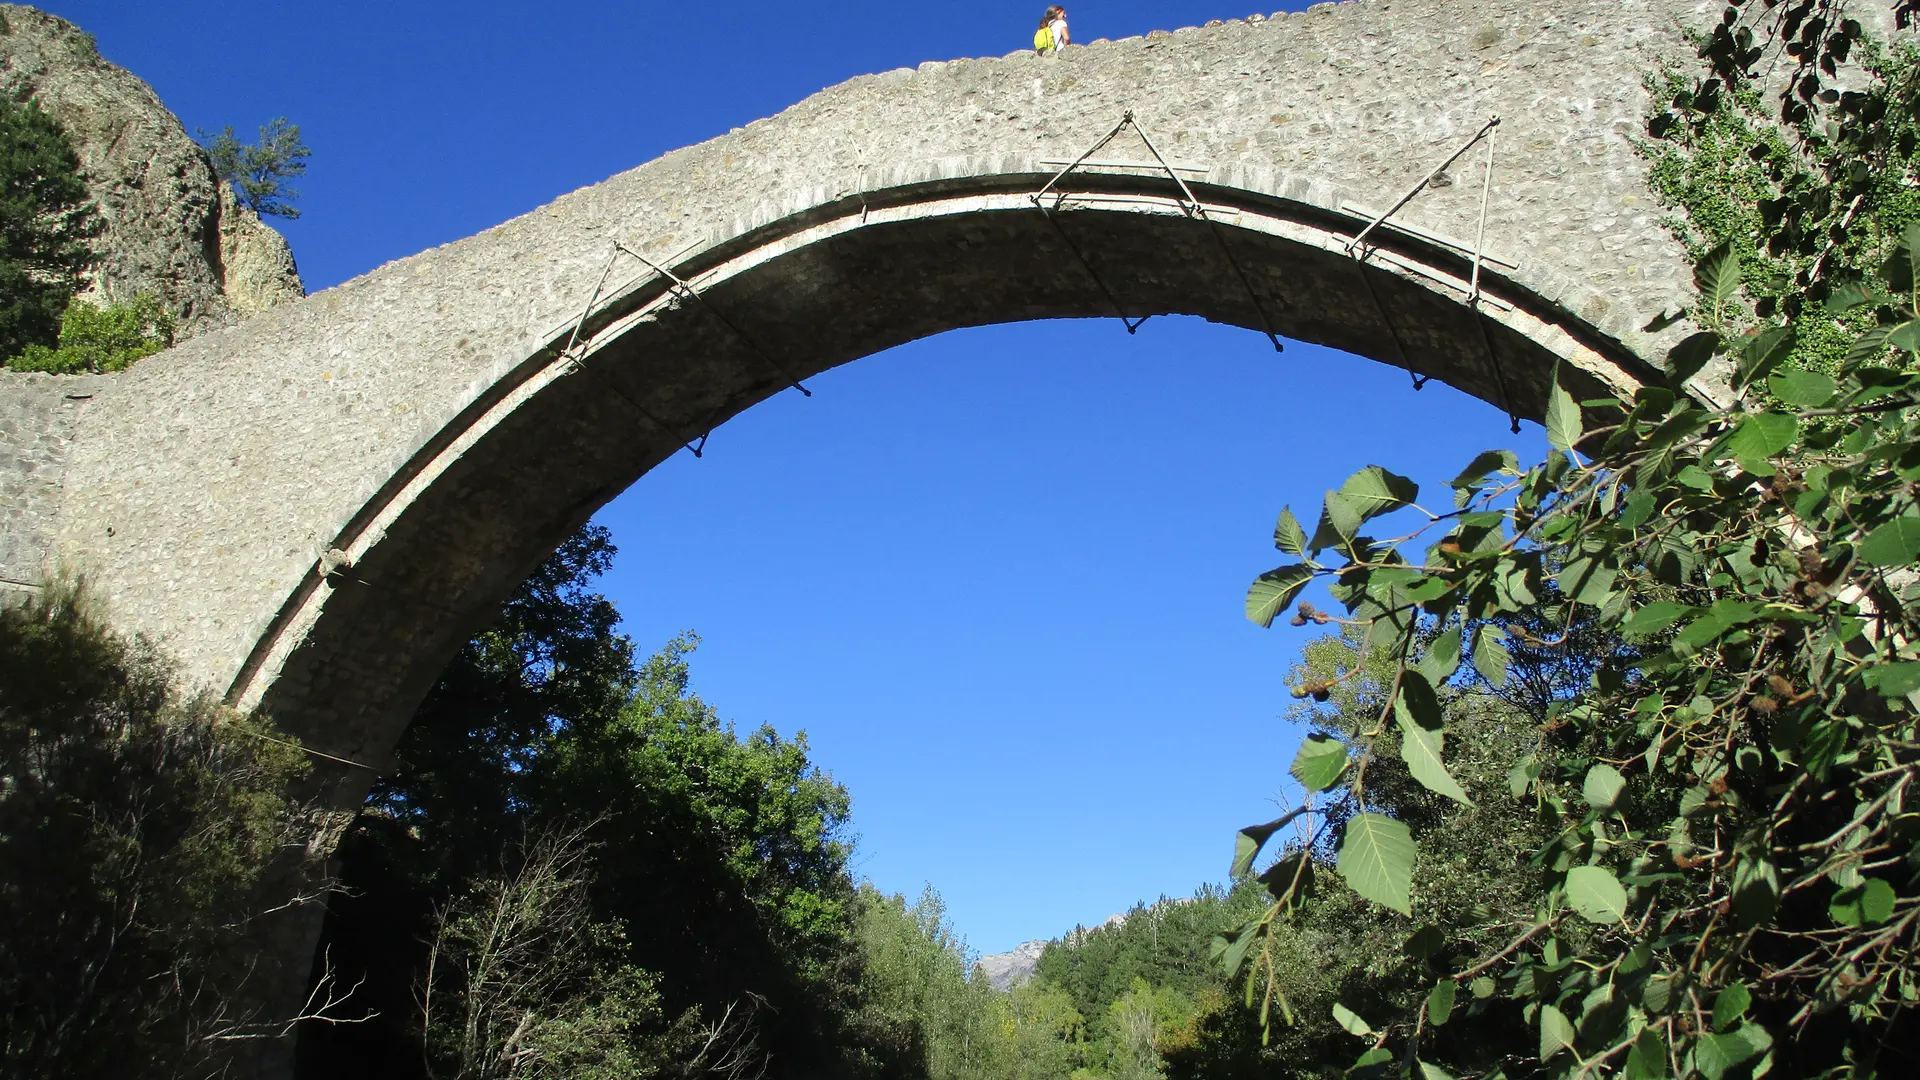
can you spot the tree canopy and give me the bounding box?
[1217,6,1920,1076]
[0,96,99,359]
[202,118,310,220]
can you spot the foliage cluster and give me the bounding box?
[0,585,316,1078]
[850,885,1016,1080]
[418,826,710,1080]
[0,94,99,360]
[201,118,309,220]
[300,526,915,1080]
[1214,5,1920,1076]
[849,882,1256,1080]
[5,292,176,373]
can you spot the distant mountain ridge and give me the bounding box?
[973,939,1046,992]
[973,911,1134,991]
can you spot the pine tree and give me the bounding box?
[0,97,100,361]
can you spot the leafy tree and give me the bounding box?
[6,293,175,373]
[0,95,100,360]
[420,825,705,1080]
[0,584,317,1078]
[540,635,875,1076]
[202,118,310,219]
[1005,980,1085,1080]
[302,526,917,1080]
[849,885,1014,1080]
[1036,886,1266,1029]
[1218,6,1920,1075]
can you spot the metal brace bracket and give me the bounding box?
[1343,116,1520,429]
[552,238,795,459]
[1032,111,1284,351]
[611,241,813,399]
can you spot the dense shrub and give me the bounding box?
[5,292,176,373]
[0,95,99,360]
[0,584,313,1078]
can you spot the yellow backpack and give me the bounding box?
[1034,26,1053,52]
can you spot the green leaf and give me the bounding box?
[1508,759,1539,798]
[1696,1024,1771,1080]
[1863,661,1920,697]
[1231,817,1294,878]
[1712,982,1751,1032]
[1731,858,1780,929]
[1474,626,1509,687]
[1891,319,1920,353]
[1332,1002,1373,1037]
[1565,865,1630,923]
[1767,370,1836,406]
[1353,1047,1392,1068]
[1665,330,1721,385]
[1398,669,1444,730]
[1471,976,1495,999]
[1859,515,1920,567]
[1847,322,1900,365]
[1339,466,1419,521]
[1546,382,1582,451]
[1311,490,1364,551]
[1582,764,1627,812]
[1290,734,1350,792]
[1696,241,1740,322]
[1623,601,1697,639]
[1538,1003,1576,1061]
[1246,564,1313,628]
[1825,280,1882,314]
[1619,491,1657,530]
[1259,851,1316,907]
[1718,412,1799,466]
[1427,980,1457,1026]
[1273,507,1308,556]
[1406,925,1445,959]
[1214,925,1259,977]
[1336,813,1415,915]
[1398,712,1473,806]
[1451,449,1518,489]
[1830,878,1897,927]
[1882,219,1920,294]
[1417,1062,1457,1080]
[1555,556,1618,608]
[1627,1027,1668,1079]
[1733,326,1795,389]
[1417,627,1463,686]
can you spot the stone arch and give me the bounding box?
[0,0,1711,1065]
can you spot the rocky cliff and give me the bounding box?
[975,938,1047,992]
[0,4,303,338]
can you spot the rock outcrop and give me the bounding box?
[975,939,1046,992]
[0,4,303,337]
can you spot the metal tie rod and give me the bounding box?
[1346,116,1501,256]
[613,241,813,398]
[554,244,722,457]
[1128,112,1284,353]
[1463,121,1522,433]
[1031,116,1152,333]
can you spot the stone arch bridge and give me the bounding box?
[2,0,1709,1060]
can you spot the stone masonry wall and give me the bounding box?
[29,0,1723,703]
[0,372,104,595]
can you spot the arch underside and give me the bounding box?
[248,173,1660,776]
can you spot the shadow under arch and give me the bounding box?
[241,168,1661,786]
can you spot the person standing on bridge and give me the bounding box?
[1034,6,1069,54]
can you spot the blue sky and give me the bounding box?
[46,0,1548,954]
